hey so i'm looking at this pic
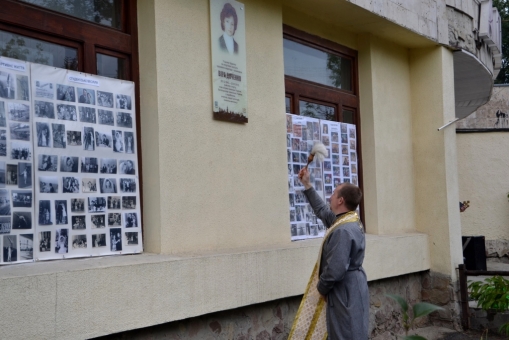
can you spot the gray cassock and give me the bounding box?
[304,187,369,340]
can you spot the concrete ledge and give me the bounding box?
[0,232,429,339]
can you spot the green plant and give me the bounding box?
[386,294,444,340]
[468,276,509,338]
[468,276,509,312]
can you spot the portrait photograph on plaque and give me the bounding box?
[210,0,248,123]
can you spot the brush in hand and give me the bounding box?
[304,142,328,169]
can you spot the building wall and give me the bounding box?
[0,0,477,338]
[457,132,509,240]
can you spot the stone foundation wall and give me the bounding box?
[95,271,460,340]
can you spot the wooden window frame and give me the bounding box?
[0,0,143,228]
[283,25,364,224]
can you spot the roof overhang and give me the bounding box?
[454,50,493,120]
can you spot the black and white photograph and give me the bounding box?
[122,196,136,209]
[62,176,79,193]
[82,178,97,193]
[36,122,51,147]
[34,100,55,119]
[83,126,95,151]
[116,112,132,128]
[124,132,135,154]
[100,158,117,174]
[95,131,112,148]
[72,235,87,249]
[0,102,6,127]
[55,228,68,254]
[91,214,105,228]
[12,211,31,229]
[19,234,33,260]
[56,84,75,102]
[92,233,106,247]
[97,91,113,108]
[12,190,31,207]
[16,74,29,101]
[38,154,58,172]
[0,216,10,234]
[108,212,121,226]
[5,164,18,185]
[18,163,31,188]
[112,130,124,153]
[11,141,31,161]
[110,228,122,252]
[116,94,132,110]
[39,231,51,252]
[81,157,98,173]
[0,71,15,99]
[0,161,5,188]
[67,130,82,146]
[60,156,78,172]
[52,123,66,148]
[79,107,96,123]
[55,200,68,225]
[0,130,5,156]
[10,123,30,141]
[70,198,85,213]
[120,178,136,193]
[88,196,106,212]
[99,178,117,194]
[108,196,121,209]
[35,81,54,100]
[71,215,86,230]
[98,109,114,125]
[3,235,17,262]
[7,102,30,122]
[125,232,138,245]
[77,88,95,105]
[124,212,138,228]
[56,104,77,121]
[38,200,52,225]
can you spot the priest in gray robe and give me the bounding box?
[299,167,369,339]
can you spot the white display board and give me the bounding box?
[0,57,34,264]
[286,114,358,241]
[0,56,143,264]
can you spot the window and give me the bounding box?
[283,25,363,220]
[283,25,359,125]
[0,0,138,81]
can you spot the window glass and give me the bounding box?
[0,30,78,70]
[97,53,126,80]
[285,97,291,113]
[343,109,355,124]
[299,100,335,121]
[283,38,352,90]
[20,0,122,29]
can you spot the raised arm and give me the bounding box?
[298,168,336,228]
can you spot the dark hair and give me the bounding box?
[220,3,238,32]
[337,183,362,211]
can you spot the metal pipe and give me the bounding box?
[438,118,460,131]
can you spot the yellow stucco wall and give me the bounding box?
[457,132,509,240]
[410,47,463,278]
[140,0,290,253]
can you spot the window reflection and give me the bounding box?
[284,39,352,90]
[343,109,354,124]
[0,30,78,70]
[285,97,291,113]
[299,100,335,121]
[96,53,126,80]
[20,0,122,29]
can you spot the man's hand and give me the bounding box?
[319,293,327,303]
[298,168,312,189]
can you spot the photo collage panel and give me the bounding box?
[0,58,34,265]
[286,114,359,241]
